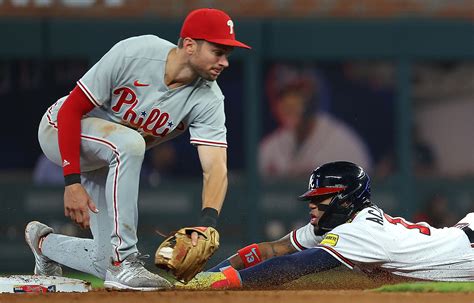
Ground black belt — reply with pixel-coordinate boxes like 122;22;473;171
462;226;474;244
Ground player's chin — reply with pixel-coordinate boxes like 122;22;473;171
209;68;224;79
200;73;219;81
209;71;222;81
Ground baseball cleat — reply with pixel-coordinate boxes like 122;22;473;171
104;253;172;291
25;221;63;276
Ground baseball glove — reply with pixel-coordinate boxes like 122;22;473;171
154;226;220;283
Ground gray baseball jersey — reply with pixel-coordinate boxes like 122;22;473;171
48;35;227;149
290;206;474;281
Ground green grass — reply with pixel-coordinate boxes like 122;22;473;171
374;282;474;293
65;272;104;288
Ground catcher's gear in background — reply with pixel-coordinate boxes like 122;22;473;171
155;227;220;282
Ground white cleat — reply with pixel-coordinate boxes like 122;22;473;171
104;253;172;291
25;221;63;276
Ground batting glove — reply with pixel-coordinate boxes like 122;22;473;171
175;266;242;289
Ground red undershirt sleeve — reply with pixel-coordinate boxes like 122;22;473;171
57;85;96;184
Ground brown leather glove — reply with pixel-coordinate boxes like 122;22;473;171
155;227;220;283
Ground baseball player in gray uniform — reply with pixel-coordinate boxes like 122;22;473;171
25;8;250;291
186;161;474;288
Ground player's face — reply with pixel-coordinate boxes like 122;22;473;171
189;41;233;81
308;197;332;226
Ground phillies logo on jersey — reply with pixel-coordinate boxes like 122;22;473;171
111;87;170;137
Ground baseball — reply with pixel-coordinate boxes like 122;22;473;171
157;247;174;259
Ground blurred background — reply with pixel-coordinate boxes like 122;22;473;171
0;0;473;274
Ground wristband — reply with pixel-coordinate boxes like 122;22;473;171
199;207;219;228
237;243;262;268
64;173;81;186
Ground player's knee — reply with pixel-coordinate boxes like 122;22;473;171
118;133;146;159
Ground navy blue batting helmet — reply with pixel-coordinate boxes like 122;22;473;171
298;161;371;235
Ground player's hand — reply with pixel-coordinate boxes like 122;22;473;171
64;183;98;229
191;231;200;246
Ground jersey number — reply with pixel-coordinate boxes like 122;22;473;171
384;214;431;236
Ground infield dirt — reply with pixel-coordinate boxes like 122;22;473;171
1;289;474;303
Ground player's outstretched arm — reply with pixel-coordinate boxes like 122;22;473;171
155;145;227;282
237;247;342;287
185;246;342;289
207;234;298;272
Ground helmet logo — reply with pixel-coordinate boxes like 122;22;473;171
308;174;315;189
227;20;234;34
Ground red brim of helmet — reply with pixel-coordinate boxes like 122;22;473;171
298;187;346;201
205;38;251;49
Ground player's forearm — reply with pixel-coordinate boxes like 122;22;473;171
57;85;95;185
207;249;257;272
208;235;299;272
201;163;227;212
228;243;272;269
196;145;227;228
200;148;228;213
208;242;280;271
228;253;244;269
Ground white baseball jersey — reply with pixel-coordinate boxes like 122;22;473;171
290;206;474;281
48;35;227;149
